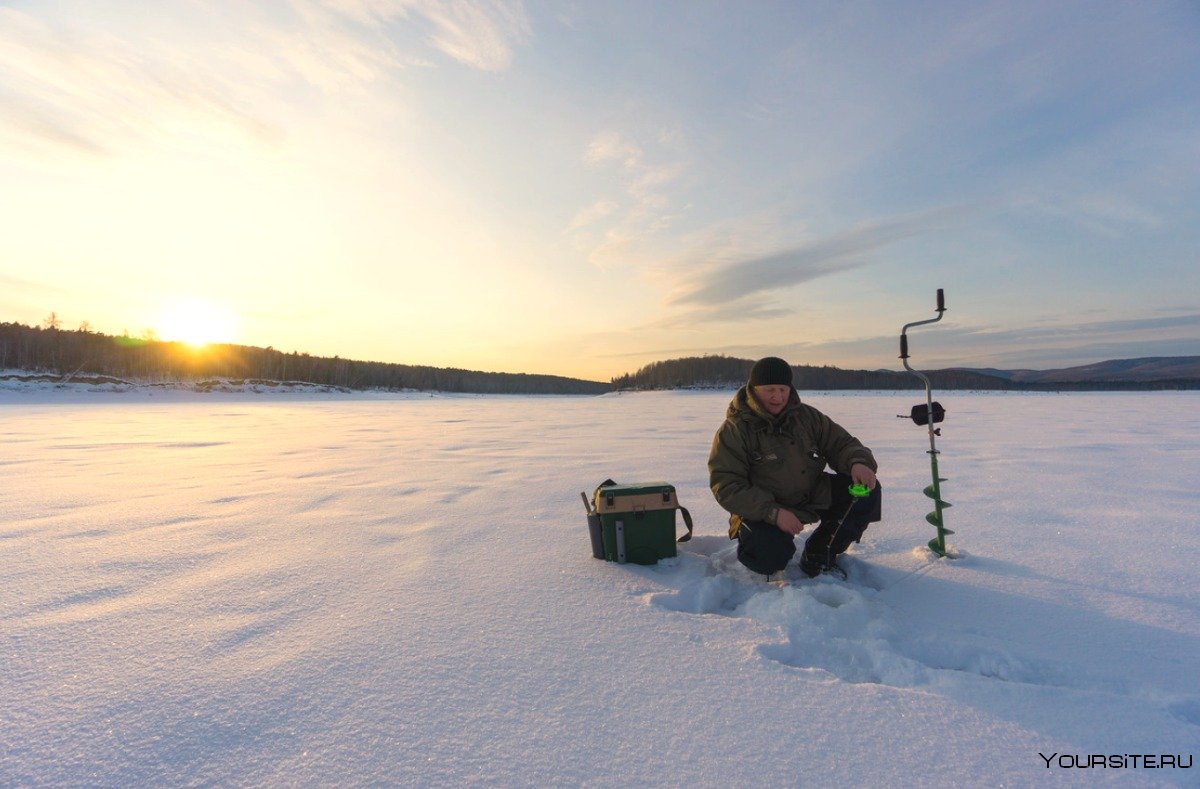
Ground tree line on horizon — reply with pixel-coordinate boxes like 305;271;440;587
608;354;1200;391
0;320;609;395
5;319;1196;395
609;355;1006;391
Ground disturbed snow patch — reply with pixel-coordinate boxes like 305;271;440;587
648;539;1068;690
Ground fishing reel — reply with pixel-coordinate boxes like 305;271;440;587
898;401;945;434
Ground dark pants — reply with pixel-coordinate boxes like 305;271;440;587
736;473;882;576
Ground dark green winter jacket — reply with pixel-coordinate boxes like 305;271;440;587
708;386;877;538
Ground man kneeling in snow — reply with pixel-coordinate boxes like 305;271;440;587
708;357;882;579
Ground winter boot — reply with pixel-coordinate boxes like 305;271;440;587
799;545;847;580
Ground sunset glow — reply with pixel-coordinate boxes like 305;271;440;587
0;2;1197;379
158;300;236;348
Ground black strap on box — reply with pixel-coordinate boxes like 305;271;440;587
676;506;694;543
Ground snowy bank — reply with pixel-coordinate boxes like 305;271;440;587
0;370;517;404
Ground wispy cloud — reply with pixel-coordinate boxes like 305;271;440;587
0;1;529;158
572;125;691;268
792;311;1200;370
0;6;290;157
568;199;619;232
649;302;792;330
592;311;1200;373
0;96;109;156
670;206;973;308
424;1;529;71
584;130;642;168
322;0;531;71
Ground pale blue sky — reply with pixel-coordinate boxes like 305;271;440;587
1;0;1197;379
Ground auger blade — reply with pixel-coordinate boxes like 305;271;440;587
926;512;942;527
924;492;953;509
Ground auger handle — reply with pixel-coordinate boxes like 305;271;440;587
900;288;946;359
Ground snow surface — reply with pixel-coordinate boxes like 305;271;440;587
2;387;1198;786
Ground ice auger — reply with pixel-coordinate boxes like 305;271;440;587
899;288;954;557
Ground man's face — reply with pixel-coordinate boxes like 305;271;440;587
752;384;790;415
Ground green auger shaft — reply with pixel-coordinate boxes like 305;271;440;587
924;446;954;557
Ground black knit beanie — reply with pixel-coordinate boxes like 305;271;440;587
748;357;793;387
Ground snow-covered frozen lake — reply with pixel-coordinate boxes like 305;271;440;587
2;389;1198;786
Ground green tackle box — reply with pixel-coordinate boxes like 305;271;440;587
592;482;691;565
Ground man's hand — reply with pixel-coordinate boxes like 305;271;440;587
851;463;877;490
775;509;806;536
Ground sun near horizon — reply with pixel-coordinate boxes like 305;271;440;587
156;299;237;349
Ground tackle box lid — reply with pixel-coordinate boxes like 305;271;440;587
594;482;678;513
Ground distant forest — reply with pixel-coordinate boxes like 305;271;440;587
0;320;609;395
610;355;1200;391
5;319;1197;395
610;355;1002;391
